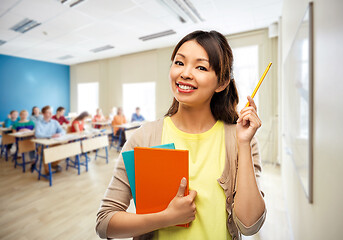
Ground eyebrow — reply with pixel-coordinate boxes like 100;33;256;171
176;53;209;62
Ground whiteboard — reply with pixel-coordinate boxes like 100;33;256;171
283;3;313;203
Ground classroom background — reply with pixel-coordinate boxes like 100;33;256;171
0;0;342;239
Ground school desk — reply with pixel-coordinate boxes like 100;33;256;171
31;131;109;186
0;127;15;161
8;131;35;173
113;122;144;151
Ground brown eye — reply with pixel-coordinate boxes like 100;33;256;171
197;66;208;71
174;61;184;66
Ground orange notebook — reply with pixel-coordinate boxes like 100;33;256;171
134;147;189;227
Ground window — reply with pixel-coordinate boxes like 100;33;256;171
77;82;98;115
232;45;259;111
123;82;156;121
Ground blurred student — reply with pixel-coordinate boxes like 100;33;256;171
34;105;65;173
12;110;35;132
4;110;19;128
131;107;145;122
71;111;89;133
3;110;19;153
52;106;70;125
29;106;42;123
109;107;117;121
92;108;105;129
12;110;35;161
111;107;126;147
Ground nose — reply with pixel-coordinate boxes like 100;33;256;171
180;66;193;80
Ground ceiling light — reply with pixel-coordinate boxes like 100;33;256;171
58;55;74;60
158;0;204;23
56;0;86;7
139;30;176;41
90;45;114;53
10;18;41;33
0;40;6;46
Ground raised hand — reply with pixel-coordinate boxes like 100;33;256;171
236;96;262;145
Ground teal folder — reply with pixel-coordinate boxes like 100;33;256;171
122;143;175;205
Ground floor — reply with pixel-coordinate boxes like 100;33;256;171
0;149;291;240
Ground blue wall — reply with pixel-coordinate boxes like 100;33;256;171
0;54;70;121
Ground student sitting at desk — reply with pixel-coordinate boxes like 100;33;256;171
3;110;19;153
4;110;19;128
34;105;65;173
111;107;127;147
52;106;70;125
12;110;35;132
131;107;145;122
92;108;105;129
12;110;35;162
29;106;42;123
71;111;89;133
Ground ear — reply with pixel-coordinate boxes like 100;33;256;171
215;80;230;93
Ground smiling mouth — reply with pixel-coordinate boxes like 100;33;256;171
176;82;197;90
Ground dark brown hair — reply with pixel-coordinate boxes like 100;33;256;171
31;106;39;115
75;111;89;121
56;106;65;113
41;105;51;114
165;30;239;124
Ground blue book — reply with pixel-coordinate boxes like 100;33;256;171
122;143;175;205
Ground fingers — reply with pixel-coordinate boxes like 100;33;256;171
188;190;197;200
176;177;187;197
247;96;257;111
237;109;262;127
238;111;262;127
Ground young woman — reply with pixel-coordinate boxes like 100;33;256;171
92;108;105;129
96;31;266;240
71;111;89;133
111;107;127;147
29;106;42;123
12;110;35;161
12;110;35;132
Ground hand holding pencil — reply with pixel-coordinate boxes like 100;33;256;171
236;62;272;144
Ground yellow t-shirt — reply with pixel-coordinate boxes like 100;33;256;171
154;117;231;240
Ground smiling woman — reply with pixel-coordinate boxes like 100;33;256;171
96;30;266;240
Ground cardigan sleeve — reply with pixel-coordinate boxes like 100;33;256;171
232;136;267;236
95;122;155;239
95;139;136;239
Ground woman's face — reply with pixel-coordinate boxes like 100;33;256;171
169;40;221;108
33;107;40;116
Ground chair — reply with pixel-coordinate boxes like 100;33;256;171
14;139;35;172
81;135;109;164
109;127;120;150
1;133;15;161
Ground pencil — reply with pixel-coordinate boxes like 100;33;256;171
245;62;272;107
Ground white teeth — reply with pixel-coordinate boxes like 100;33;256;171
178;84;195;90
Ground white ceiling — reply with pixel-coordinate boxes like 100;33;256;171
0;0;283;65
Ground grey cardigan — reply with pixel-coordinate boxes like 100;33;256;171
96;119;266;240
